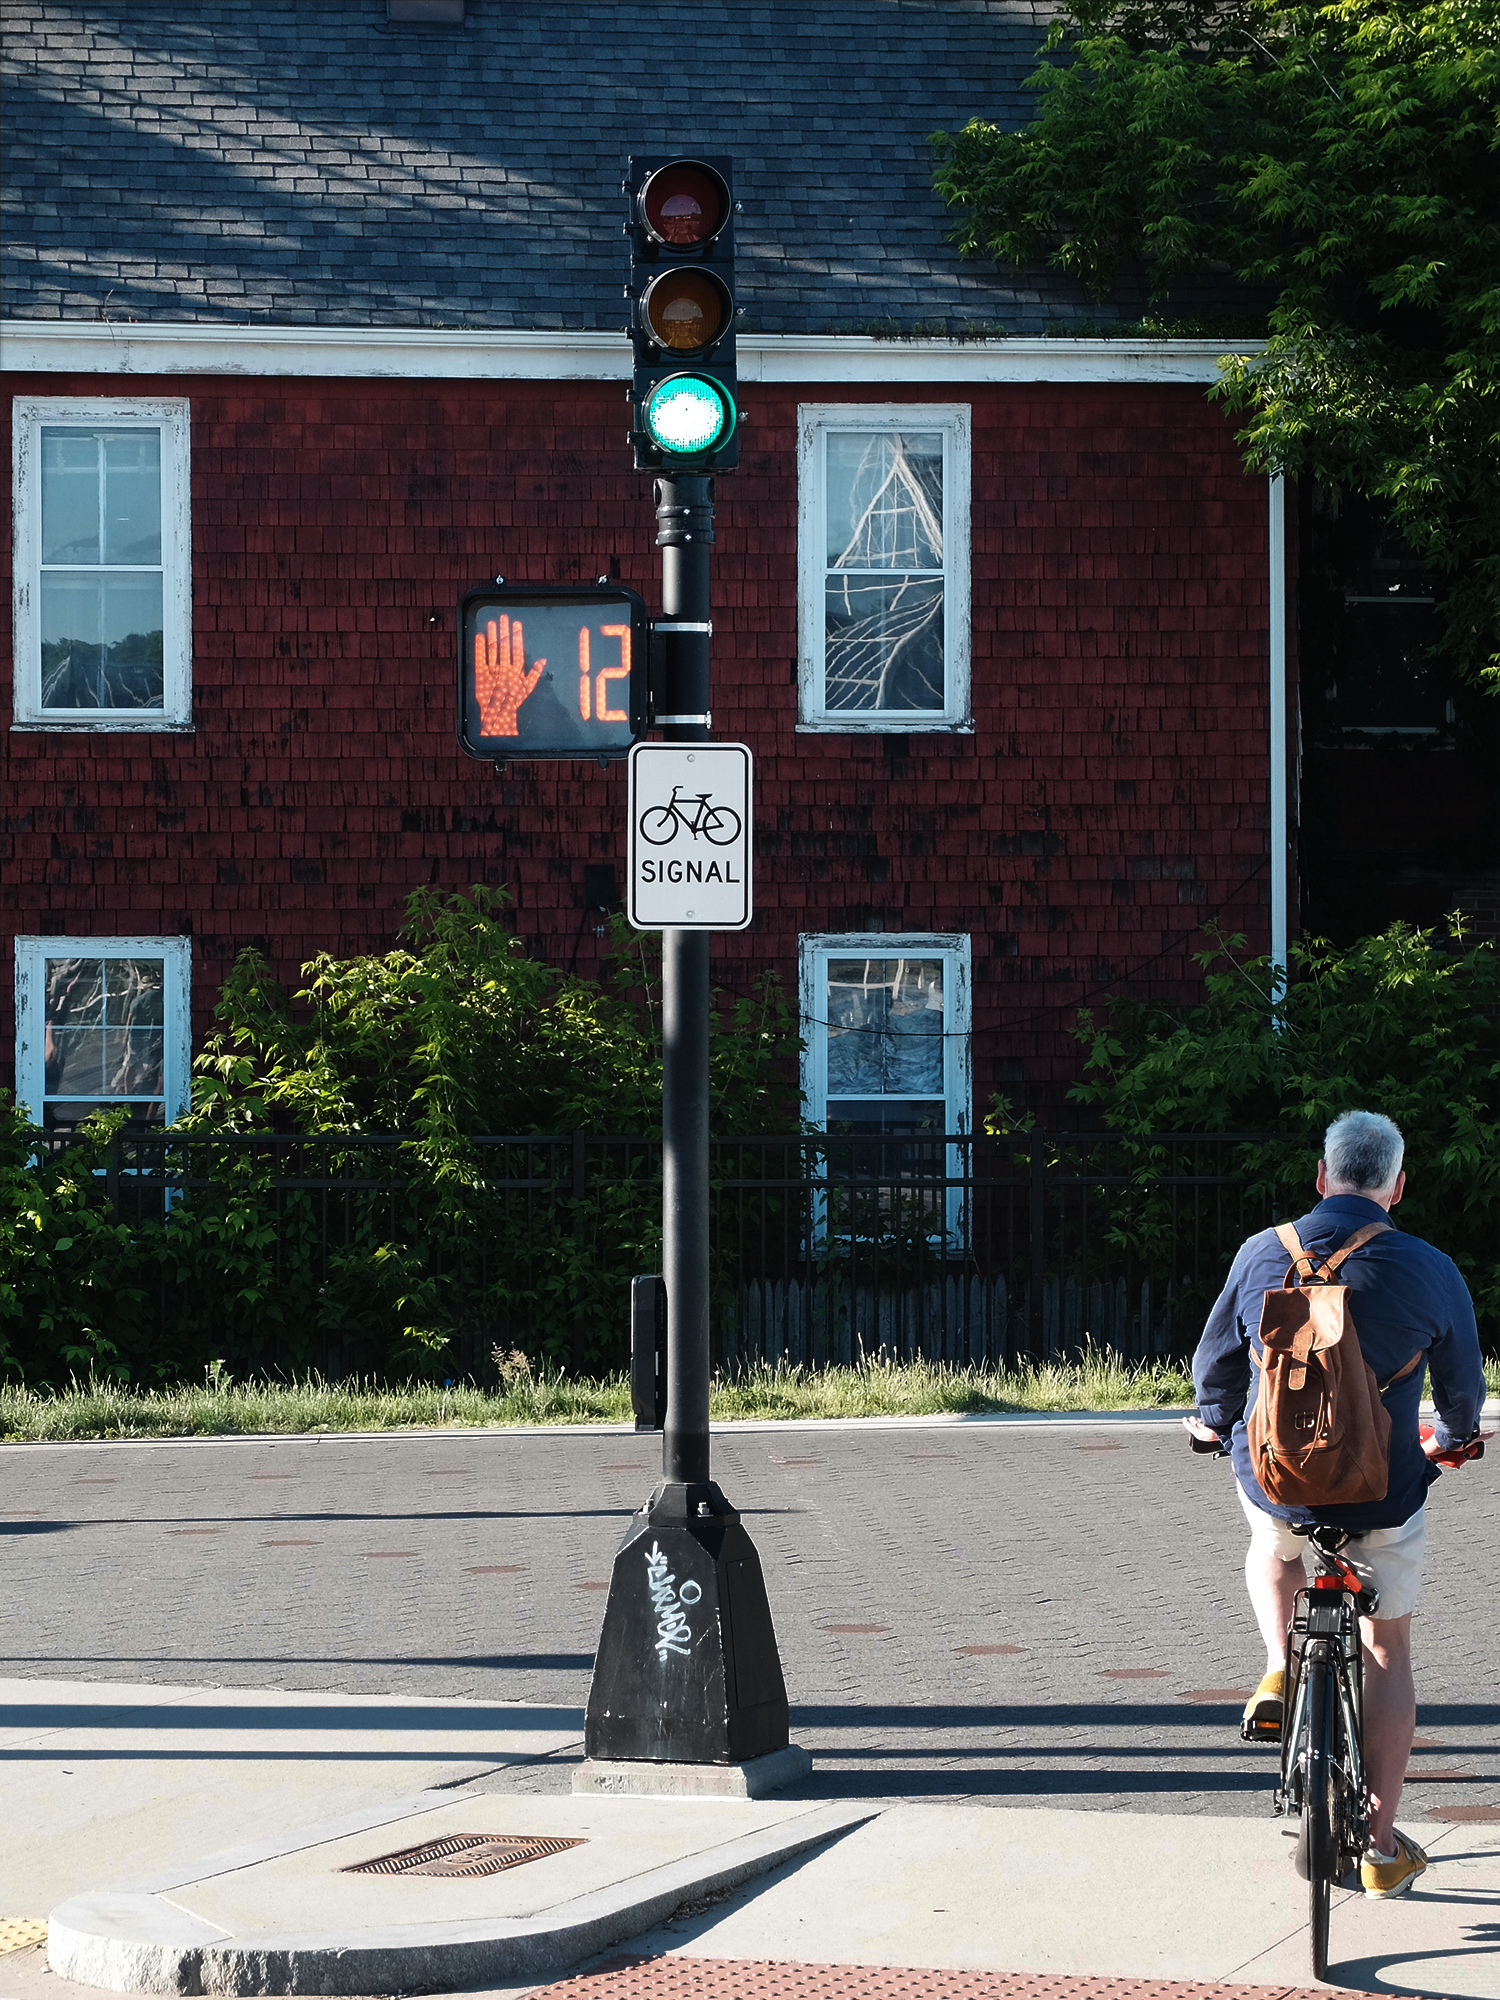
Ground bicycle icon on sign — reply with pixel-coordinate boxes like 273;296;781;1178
638;785;742;848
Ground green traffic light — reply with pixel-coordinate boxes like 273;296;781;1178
644;374;734;457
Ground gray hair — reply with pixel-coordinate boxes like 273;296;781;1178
1324;1110;1405;1195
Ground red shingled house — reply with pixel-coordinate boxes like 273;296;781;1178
2;1;1290;1143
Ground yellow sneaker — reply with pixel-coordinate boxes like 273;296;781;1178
1240;1668;1284;1743
1361;1830;1428;1898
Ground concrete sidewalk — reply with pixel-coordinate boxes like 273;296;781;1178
33;1792;1500;1998
620;1801;1500;1997
0;1677;584;1921
4;1680;1496;2000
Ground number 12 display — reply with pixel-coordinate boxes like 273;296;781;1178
457;586;649;761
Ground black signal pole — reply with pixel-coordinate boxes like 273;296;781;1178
578;151;801;1796
579;474;804;1790
656;473;714;1488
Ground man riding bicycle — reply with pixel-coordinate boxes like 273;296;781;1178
1190;1110;1486;1899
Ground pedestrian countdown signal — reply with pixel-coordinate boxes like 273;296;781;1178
457;586;648;761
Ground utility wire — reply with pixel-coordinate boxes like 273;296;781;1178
983;856;1271;1033
680;856;1273;1039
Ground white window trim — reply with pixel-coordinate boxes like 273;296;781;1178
13;935;193;1127
797;402;971;733
11;396;193;731
798;932;972;1136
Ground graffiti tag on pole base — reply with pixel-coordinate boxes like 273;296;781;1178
646;1539;703;1661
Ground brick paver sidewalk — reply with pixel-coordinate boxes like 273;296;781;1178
544;1957;1426;2000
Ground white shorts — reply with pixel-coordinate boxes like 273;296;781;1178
1236;1480;1426;1620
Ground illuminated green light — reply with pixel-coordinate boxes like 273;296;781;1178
644;374;733;456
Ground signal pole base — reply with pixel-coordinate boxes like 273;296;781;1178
582;1480;793;1768
572;1744;811;1799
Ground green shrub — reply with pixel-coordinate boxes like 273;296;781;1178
186;885;798;1140
1;888;802;1389
1053;921;1500;1338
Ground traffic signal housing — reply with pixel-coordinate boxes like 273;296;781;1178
626;156;738;473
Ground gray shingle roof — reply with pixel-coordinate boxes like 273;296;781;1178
1;0;1125;333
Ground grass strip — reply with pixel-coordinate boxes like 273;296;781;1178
4;1352;1494;1444
1;1351;1195;1442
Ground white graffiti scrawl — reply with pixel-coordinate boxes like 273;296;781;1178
645;1539;703;1661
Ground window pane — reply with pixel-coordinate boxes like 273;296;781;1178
40;427;162;568
826;956;945;1096
104;958;166;1027
46;957;107;1026
826;432;943;571
43;956;167;1118
46;1026;106;1098
40;573;165;709
824;1099;948;1186
102;430;162;565
41;429;102;564
43;1099;165;1131
1339;604;1447;730
105;1026;165;1096
825;576;943;712
825;1098;946;1135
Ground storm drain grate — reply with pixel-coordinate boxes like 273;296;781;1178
343;1833;585;1878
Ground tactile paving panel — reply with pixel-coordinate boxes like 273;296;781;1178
0;1917;49;1954
538;1955;1434;2000
342;1832;585;1877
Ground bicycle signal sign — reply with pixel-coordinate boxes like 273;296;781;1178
628;743;752;931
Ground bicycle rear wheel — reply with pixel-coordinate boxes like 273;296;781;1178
702;805;741;846
1304;1647;1336;1980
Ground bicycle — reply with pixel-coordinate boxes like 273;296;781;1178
1189;1420;1485;1981
1276;1519;1374;1980
638;784;742;847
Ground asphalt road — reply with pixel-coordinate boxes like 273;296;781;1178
3;1418;1497;1820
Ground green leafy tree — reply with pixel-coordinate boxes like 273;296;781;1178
1060;922;1500;1334
932;0;1500;688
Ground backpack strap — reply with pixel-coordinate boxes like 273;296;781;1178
1265;1221;1421;1395
1318;1220;1393;1275
1275;1218;1391;1285
1379;1349;1424;1395
1274;1221;1318;1283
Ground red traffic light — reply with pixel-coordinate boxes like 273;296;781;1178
639;160;730;248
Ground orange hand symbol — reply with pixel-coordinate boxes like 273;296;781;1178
474;615;546;737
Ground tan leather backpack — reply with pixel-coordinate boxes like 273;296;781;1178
1248;1220;1421;1508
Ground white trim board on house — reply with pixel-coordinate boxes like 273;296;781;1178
0;323;1261;385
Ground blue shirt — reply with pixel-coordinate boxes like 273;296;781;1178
1193;1193;1486;1530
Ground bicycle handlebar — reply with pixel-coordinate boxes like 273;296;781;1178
1183;1415;1488;1470
1181;1415;1229;1456
1188;1431;1230;1457
1420;1423;1488;1469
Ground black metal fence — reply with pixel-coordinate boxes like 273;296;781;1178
38;1127;1275;1377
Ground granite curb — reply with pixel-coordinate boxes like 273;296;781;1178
5;1400;1493;1454
46;1797;875;1996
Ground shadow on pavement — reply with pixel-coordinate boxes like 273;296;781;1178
792;1701;1500;1730
0;1653;595;1671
